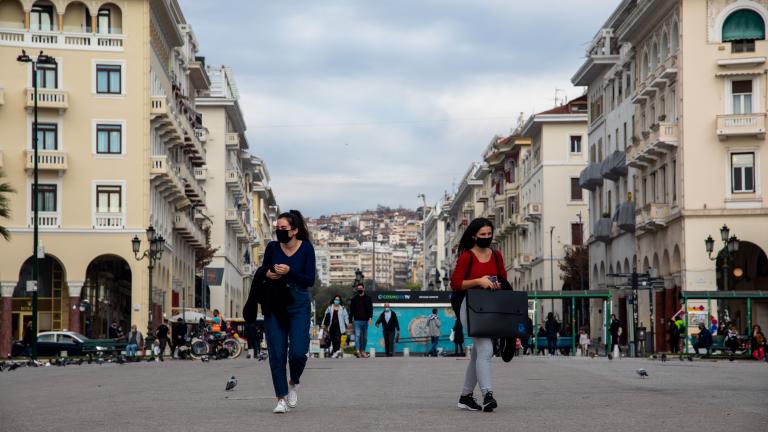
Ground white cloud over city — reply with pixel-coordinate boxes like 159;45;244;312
179;0;619;216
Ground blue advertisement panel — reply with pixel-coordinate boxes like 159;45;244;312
368;304;472;355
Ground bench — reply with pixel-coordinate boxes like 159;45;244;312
535;336;574;353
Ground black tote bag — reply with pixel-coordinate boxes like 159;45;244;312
465;290;529;338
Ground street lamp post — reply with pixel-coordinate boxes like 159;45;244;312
705;224;740;291
17;50;57;360
132;226;165;349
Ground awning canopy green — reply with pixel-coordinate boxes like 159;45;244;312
722;9;765;41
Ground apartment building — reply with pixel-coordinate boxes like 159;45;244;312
441;163;483;287
245;155;277;267
422;203;447;289
0;0;210;355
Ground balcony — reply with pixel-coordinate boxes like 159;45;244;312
225;169;245;198
225;133;240;149
175;162;205;205
503;181;520;196
93;212;124;229
0;28;125;51
653;121;679;151
26;88;68;110
462;202;474;213
524;203;542;221
25;150;67;173
242;264;253;275
476;190;489;203
717;113;766;140
188;60;211;90
30;211;59;228
173;212;207;248
637;203;670;233
194;127;209;143
150;156;190;207
579;162;604;191
193;166;208;181
225;208;247;236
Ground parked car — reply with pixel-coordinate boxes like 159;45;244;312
11;331;120;358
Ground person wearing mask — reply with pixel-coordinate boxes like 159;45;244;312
125;325;144;360
545;313;560;356
609;314;622;356
259;210;316;413
450;217;506;412
375;302;400;357
350;282;373;358
426;309;442;357
452;320;465;356
323;295;349;359
155;319;171;361
693;323;713;356
724;323;740;354
172;318;187;358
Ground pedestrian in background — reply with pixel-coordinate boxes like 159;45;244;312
350;282;373;358
258;210;316;413
375;302;400;357
22;320;33;357
125;325;143;360
545;312;559;356
668;319;680;353
155;319;170;361
609;314;622;356
751;325;766;361
323;295;349;359
520;315;533;355
426;308;441;357
172;318;187;358
579;327;590;356
536;326;547;355
452;320;465;356
450;217;506;412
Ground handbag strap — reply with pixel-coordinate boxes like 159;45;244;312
462;251;474;280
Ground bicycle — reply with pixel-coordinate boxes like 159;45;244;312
189;332;243;360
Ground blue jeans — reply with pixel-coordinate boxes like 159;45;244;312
354;320;369;352
264;285;311;398
430;336;439;355
126;343;138;357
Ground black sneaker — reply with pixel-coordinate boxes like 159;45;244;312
500;337;515;362
457;393;482;411
482;392;498;412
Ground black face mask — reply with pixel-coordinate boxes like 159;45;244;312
276;229;293;244
475;237;493;249
357;289;364;295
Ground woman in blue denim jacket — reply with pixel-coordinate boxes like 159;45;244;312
261;210;315;414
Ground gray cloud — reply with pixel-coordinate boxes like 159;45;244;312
179;0;619;216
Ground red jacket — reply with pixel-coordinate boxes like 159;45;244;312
450;250;507;290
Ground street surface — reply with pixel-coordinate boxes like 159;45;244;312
1;355;766;432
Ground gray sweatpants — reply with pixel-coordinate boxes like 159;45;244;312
460;298;493;396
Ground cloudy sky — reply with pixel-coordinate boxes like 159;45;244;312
179;0;619;217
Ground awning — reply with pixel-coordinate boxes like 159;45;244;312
616;201;636;233
600;150;628;181
594;217;613;243
578;162;604;191
722;9;765;42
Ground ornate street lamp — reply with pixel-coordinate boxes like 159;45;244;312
17;50;57;360
705;225;739;291
132;226;165;349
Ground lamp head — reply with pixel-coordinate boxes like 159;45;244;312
727;235;739;253
16;49;31;63
146;225;156;242
131;235;141;254
720;224;730;243
704;235;714;255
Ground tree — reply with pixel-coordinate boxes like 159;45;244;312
403;282;422;291
559;245;589;290
0;170;15;241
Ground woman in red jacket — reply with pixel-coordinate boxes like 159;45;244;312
450;217;507;413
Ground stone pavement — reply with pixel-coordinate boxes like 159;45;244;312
1;355;766;432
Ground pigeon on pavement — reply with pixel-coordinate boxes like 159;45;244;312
225;376;237;391
660;353;667;363
636;368;648;379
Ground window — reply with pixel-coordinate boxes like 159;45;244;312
732;80;753;114
723;9;765;52
84;9;93;32
33;123;57;150
97;8;111;34
672;159;677;203
32;184;57;212
623;122;628;149
96;185;122;213
30;5;54;31
96;124;122;154
570;135;582;153
731;153;755;193
570;178;582;201
34;63;57;89
571;223;583;246
650;172;657;202
660;166;667;203
96;65;121;94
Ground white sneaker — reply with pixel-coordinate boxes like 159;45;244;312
287;384;299;408
273;399;289;414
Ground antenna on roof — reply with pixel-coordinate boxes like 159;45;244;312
553;88;564;107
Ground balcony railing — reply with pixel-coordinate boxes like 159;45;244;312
26;88;68;110
150;156;190;206
173;211;206;248
93;212;124;229
225;208;247;235
194;127;209;143
717;113;766;140
637;202;670;232
30;211;59;228
193;166;208;180
225;133;240;149
225;169;245;198
25;149;67;172
0;28;126;52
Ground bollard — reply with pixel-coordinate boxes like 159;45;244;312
403;348;410;357
369;347;376;358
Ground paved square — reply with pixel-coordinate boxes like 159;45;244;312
1;355;766;432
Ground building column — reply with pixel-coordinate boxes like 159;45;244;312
57;13;63;32
1;282;15;358
67;281;84;334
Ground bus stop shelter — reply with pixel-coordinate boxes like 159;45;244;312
681;290;768;356
529;290;613;356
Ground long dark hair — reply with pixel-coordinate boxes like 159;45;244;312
278;209;310;241
457;217;494;255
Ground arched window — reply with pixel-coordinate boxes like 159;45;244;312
651;42;659;71
642;51;650;78
661;32;669;60
671;21;679;52
723;9;765;53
